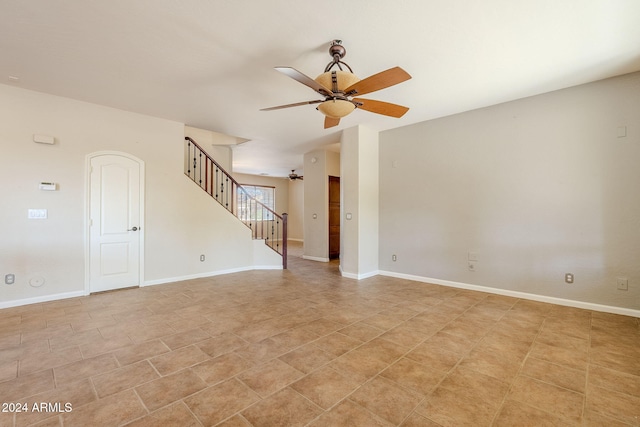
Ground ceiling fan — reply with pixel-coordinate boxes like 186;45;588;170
261;40;412;129
288;170;303;180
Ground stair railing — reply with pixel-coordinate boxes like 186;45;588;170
184;137;287;269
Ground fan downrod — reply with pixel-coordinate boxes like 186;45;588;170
325;40;353;73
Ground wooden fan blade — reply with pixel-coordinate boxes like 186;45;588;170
260;100;323;111
324;116;340;129
344;66;411;96
275;67;334;96
352;98;409;118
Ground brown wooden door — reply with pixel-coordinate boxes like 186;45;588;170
328;176;340;260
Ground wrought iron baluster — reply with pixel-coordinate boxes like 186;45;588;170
184;137;288;267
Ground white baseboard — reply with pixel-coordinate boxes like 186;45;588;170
287;238;303;242
0;291;87;309
340;269;378;280
142;265;282;287
302;255;329;262
378;270;640;318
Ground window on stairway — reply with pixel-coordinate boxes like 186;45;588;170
237;184;275;221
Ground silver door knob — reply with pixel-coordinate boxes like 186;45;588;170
128;226;138;231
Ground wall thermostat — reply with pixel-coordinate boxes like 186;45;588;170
39;182;57;191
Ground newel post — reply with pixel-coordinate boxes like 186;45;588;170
282;213;288;269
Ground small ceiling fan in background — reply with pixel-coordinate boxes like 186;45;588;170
261;40;412;129
288;170;303;180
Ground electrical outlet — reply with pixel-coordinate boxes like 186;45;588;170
617;277;628;291
5;274;15;285
392;254;397;262
200;254;205;262
565;273;574;284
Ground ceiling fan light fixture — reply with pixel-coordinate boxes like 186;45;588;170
314;71;359;92
317;99;355;118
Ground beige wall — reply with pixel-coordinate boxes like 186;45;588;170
303;150;340;261
340;125;379;278
0;84;277;308
287;179;304;241
379;72;640;310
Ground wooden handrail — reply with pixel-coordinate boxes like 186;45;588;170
184;136;287;268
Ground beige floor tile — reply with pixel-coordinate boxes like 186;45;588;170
13;379;95;427
356;337;409;364
379;324;429;348
529;341;588;371
312;332;362;357
588;364;640;397
20;324;74;344
291;365;359;409
589;345;640;377
268;326;321;351
494;399;571;426
521;357;586;393
148;345;209;376
0;333;21;352
457;347;523;382
308;399;393;427
0;360;17;382
184;378;260;426
0;369;55;402
238;358;304;397
586;385;640;426
338;322;384;342
127;323;176;343
509;375;584;423
122;402;201;427
159;327;210;350
79;334;133;359
582;408;634;427
191;352;254;385
242;387;323;426
233;337;287;364
278;344;335;374
135;368;207;412
404;342;461;373
48;328;104;351
361;313;405;330
215;414;253;426
400;412;442;427
350;376;423;425
536;329;590;352
380;357;446;396
541;316;591;340
418;331;476;356
416;386;499;426
196;332;248;358
1;251;638;426
438;366;510;409
18;347;83;376
61;389;146;427
92;360;159;398
113;339;170;366
53;353;119;385
474;329;533;358
328;347;389;384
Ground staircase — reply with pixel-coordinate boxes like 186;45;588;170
184;137;287;268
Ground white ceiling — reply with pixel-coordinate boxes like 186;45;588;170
2;1;639;177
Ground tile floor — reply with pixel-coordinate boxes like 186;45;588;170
0;242;639;426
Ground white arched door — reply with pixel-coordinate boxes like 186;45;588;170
88;153;144;293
